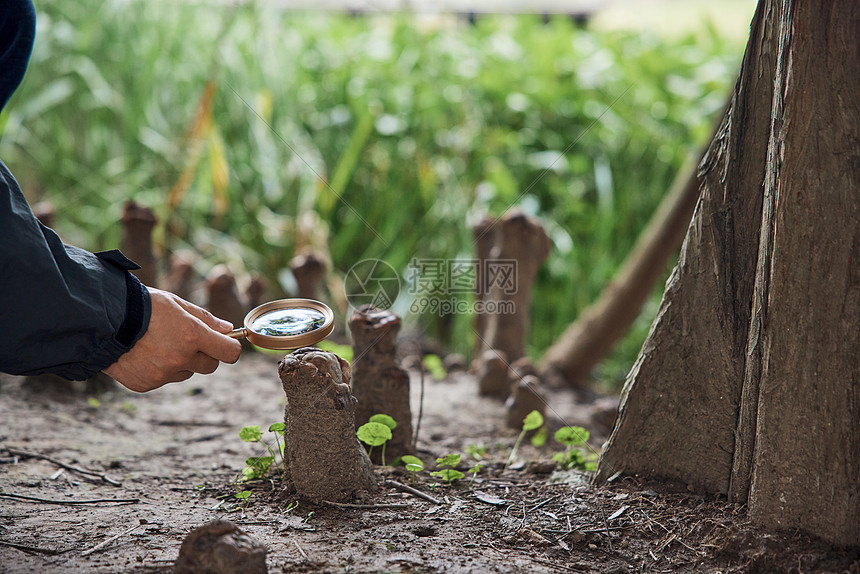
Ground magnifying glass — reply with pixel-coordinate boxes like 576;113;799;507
228;299;335;350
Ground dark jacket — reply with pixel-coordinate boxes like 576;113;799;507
0;0;151;380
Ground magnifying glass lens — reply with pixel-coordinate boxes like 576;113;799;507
250;307;326;337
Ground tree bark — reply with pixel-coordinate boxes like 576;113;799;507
596;0;860;546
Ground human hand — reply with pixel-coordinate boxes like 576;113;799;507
103;288;242;392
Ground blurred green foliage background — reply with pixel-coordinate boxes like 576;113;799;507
0;1;747;385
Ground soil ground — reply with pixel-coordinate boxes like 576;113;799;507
1;352;857;573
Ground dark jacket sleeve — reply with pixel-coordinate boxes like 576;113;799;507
0;161;152;380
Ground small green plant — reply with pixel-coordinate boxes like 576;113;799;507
234;490;253;512
466;463;484;487
87;397;101;409
505;410;544;470
430;453;465;483
530;426;548;448
465;444;488;461
238;423;287;481
552;426;597;471
357;416;394;465
400;455;424;483
422;354;446;379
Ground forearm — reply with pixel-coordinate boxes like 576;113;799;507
0;161;151;380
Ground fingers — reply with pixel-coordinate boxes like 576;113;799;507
186;352;220;376
157;289;242;363
173;295;234;334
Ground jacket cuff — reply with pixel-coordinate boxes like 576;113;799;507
95;249;151;351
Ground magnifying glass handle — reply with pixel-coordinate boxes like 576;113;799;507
228;327;248;340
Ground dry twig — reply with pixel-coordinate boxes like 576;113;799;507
3;447;121;486
385;479;442;505
81;520;147;556
322;500;408;510
0;493;138;505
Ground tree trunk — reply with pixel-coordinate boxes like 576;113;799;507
596;0;860;546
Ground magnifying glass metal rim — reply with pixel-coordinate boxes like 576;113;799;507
228;298;335;350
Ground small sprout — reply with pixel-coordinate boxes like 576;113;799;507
506;410;544;470
87;397;101;409
239;425;263;442
431;453;464;484
555;426;589;446
422;354;446;379
467;463;484;486
435;453;461;468
523;410;544;431
235;490;252;501
466;444;488;461
430;468;465;482
530;426;548;448
401;455;424;483
552;426;596;471
237;423;288;481
357;421;393;465
241;455;274;481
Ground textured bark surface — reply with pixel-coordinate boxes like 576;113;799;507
290;251;326;300
597;0;860;546
505;375;545;430
475;348;509;399
162;251;197;302
206;264;248;328
478;211;550;363
348;306;413;462
471;216;497;359
278;349;377;502
120;200;157;287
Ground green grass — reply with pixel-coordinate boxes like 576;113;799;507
0;1;745;386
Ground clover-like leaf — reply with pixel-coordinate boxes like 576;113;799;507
430;468;465;482
435;453;461;468
357;421;392;447
401;455;424;473
555;426;590;446
522;410;544;432
369;414;397;430
268;422;285;435
239;425;262;442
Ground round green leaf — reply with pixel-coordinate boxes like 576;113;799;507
235;491;252;500
523;410;544;431
554;426;589;446
239;425;262;442
530;426;548;447
401;455;424;472
357;422;392;447
268;422;286;434
435;453;461;468
430;468;465;482
369;414;397;430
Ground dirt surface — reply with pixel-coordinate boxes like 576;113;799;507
1;352;857;573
